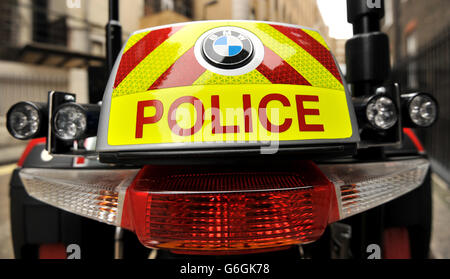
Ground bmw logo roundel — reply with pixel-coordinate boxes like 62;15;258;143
194;26;265;76
202;29;254;69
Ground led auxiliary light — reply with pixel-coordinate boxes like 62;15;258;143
53;103;100;141
366;96;398;130
408;94;438;127
7;102;46;140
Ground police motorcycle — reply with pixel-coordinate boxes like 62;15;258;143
6;0;438;259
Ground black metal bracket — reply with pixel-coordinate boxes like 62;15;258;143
346;0;391;97
46;91;99;157
106;0;122;73
46;91;76;155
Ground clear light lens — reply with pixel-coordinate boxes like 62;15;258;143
409;95;437;127
54;105;87;140
366;96;398;130
319;158;429;220
8;103;40;139
19;168;139;225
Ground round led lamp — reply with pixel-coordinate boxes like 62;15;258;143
7;102;45;140
53;103;100;141
408;94;438;127
366;96;398;130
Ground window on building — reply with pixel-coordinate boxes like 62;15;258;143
250;7;256;20
384;0;393;27
406;32;418;56
0;0;16;45
90;37;104;57
32;0;50;43
406;32;418;88
32;0;67;46
161;0;174;10
144;0;192;18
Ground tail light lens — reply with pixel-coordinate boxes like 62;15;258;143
318;158;429;219
19;168;139;225
120;161;336;254
19;158;429;255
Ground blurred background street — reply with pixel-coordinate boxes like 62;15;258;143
0;0;449;258
0;164;15;258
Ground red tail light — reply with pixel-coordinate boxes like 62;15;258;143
120;161;338;255
20;156;429;255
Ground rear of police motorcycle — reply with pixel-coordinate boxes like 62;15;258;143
7;0;438;259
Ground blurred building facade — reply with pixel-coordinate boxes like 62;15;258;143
139;0;345;64
249;0;332;48
0;0;144;112
248;0;346;66
0;0;343;115
383;0;450;65
0;0;143;159
0;0;343;161
383;0;450;183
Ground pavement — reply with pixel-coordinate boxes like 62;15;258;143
0;163;448;259
0;163;15;259
0;145;26;165
430;174;450;259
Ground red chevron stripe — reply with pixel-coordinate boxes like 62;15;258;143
270;25;343;84
114;26;183;88
149;47;206;90
257;46;311;86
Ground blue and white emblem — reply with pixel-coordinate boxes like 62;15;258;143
201;28;254;69
213;35;244;57
194;26;265;76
